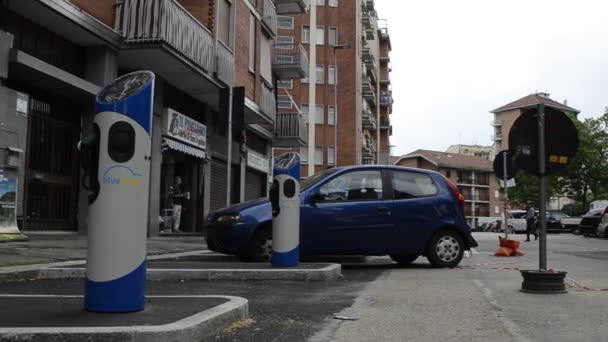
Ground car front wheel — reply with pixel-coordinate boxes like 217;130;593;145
427;230;465;268
247;227;272;262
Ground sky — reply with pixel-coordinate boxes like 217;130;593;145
374;0;608;156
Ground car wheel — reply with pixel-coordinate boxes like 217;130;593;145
248;227;272;262
595;225;607;238
427;230;465;268
390;254;418;265
571;226;581;235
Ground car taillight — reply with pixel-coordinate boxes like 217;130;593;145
442;176;465;205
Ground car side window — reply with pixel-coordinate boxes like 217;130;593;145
319;170;383;201
391;171;438;199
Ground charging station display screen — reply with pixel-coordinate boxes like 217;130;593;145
97;71;154;103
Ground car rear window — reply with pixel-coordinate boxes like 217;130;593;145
391;171;438;199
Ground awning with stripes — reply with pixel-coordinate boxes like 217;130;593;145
162;138;206;159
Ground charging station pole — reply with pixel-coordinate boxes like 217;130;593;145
269;153;300;267
84;71;154;312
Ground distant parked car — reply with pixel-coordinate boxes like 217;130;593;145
506;210;528;233
206;165;478;268
578;208;607;237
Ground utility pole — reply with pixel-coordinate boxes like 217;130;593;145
307;2;317;177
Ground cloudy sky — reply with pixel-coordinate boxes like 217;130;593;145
374;0;608;156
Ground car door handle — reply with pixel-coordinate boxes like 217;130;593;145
377;206;391;215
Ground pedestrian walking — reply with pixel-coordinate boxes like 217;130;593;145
525;201;538;242
169;176;190;233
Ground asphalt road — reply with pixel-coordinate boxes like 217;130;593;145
0;232;606;342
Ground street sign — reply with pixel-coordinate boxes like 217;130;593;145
493;150;517;181
508;106;579;176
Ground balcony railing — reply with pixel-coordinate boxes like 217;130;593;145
262;0;278;36
380;116;390;129
275;0;309;14
362;106;377;131
379;150;390;165
115;0;215;72
465;195;490;202
273;44;309;79
492;134;503;141
380;93;392;107
261;85;277;122
216;42;235;86
362;11;378;30
491;119;502;127
274;113;307;146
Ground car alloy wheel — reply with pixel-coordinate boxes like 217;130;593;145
249;227;272;262
427;230;465;268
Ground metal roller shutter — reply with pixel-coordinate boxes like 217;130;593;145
210;160;228;211
245;169;266;201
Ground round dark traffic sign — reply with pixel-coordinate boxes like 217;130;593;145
508;106;579;176
493;150;517;181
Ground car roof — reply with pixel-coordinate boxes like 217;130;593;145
335;165;442;176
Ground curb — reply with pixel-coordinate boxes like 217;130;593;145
0;295;248;342
39;263;342;281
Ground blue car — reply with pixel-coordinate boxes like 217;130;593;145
205;165;478;268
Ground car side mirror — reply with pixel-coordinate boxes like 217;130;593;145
311;192;327;202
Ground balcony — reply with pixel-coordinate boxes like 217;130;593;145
492;133;503;141
362;45;375;64
114;0;230;106
362;0;375;13
274;113;307;146
491;119;502;127
362;104;377;131
262;0;278;36
380;116;390;129
465;195;490;202
275;0;308;14
380;92;393;107
273;44;309;80
362;76;377;107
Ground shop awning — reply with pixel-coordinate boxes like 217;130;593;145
162;138;206;159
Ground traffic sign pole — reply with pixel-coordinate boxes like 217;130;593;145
537;103;547;271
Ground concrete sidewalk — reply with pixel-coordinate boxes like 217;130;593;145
0;231;206;268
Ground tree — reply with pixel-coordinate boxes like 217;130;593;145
504;173;560;209
558;111;608;211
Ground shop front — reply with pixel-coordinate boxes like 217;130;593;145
245;151;270;201
160;108;207;234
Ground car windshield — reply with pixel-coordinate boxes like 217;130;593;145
300;168;341;191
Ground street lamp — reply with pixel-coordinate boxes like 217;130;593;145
332;44;351;167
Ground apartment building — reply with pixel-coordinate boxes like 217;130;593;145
446;144;493;160
273;0;393;176
395;150;502;227
0;0;307;235
490;92;580;156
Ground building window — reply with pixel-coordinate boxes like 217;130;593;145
316;65;324;84
316;26;325;45
328;146;335;165
277;35;294;46
248;13;256;72
328;65;336;84
277;16;294;29
278;80;293;89
328;0;338;7
316;0;325;5
300;147;308;164
328;27;338;46
218;0;233;48
328;105;336;125
302;26;310;43
315;146;323;165
277;95;292;108
315;105;324;124
446;169;451;178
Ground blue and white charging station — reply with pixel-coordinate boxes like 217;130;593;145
81;71;154;312
269;153;300;267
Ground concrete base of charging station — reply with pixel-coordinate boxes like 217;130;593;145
39;262;342;281
0;295;248;342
